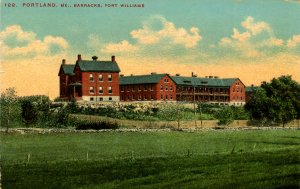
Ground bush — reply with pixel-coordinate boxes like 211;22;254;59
21;99;38;124
215;107;234;126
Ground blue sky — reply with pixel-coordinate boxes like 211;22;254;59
1;0;300;97
2;0;300;52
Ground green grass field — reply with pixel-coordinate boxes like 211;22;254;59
1;130;300;189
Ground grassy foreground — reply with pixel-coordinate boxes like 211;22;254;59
1;130;300;189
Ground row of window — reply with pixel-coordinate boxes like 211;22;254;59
90;97;113;101
233;88;243;93
121;85;174;92
121;94;174;101
233;96;243;100
178;87;229;93
89;86;112;94
89;74;113;82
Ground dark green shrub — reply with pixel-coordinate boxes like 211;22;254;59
21;99;38;124
75;121;119;130
215;107;234;126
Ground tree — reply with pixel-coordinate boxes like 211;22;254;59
215;106;234;126
21;99;38;124
0;88;20;132
245;75;300;127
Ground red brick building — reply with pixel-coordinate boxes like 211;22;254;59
58;55;121;102
119;73;246;105
171;75;246;106
119;74;177;101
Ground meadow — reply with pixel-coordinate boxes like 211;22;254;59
1;129;300;189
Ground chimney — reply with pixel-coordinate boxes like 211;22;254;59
120;74;124;77
77;54;82;61
192;72;194;77
130;74;134;76
175;73;180;76
62;59;66;64
111;55;115;62
92;56;98;61
151;72;157;75
209;76;213;78
214;76;219;79
192;74;197;77
205;76;208;78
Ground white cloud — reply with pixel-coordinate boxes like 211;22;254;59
217;16;297;58
102;15;202;54
130;15;201;48
231;28;251;42
0;25;69;58
287;35;300;48
102;40;138;53
241;16;271;35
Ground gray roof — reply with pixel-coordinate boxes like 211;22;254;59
170;76;238;87
120;74;167;85
61;65;75;76
77;61;120;72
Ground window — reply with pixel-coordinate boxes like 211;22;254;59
108;87;112;94
109;97;112;101
241;89;243;93
127;96;130;100
150;95;153;100
165;85;168;91
138;95;141;100
170;95;173;100
121;86;124;92
233;88;235;92
161;94;163;100
150;85;153;91
126;86;130;92
170;85;173;91
241;97;243;100
108;74;112;82
89;87;94;94
160;85;163;91
132;86;135;92
90;97;94;101
144;85;148;91
144;95;147;100
166;95;168;100
89;74;94;82
99;74;103;82
237;88;239;92
132;95;135;100
99;97;103;101
138;85;141;91
99;87;103;94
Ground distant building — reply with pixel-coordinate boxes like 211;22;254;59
119;73;246;106
119;73;177;101
58;55;121;102
245;85;261;102
170;75;246;106
58;56;246;105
